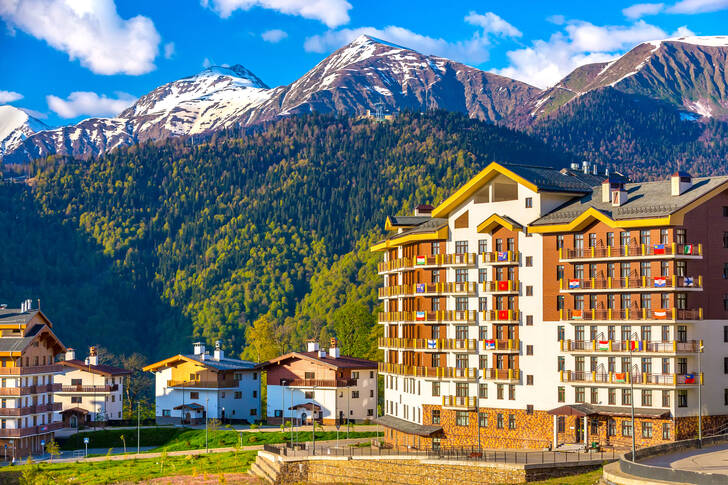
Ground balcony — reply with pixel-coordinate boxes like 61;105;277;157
0;365;64;376
288;379;357;388
559;243;703;262
377;362;477;381
481;368;520;382
560;370;702;386
442;395;477;410
378;311;477;325
560;339;702;354
481;310;520;323
377;253;477;274
59;384;119;393
480;339;520;352
0;384;61;396
481;251;520;265
0;421;63;438
167;380;228;389
378;338;478;352
560;308;702;323
559;276;702;293
378;282;476;299
482;280;519;294
0;403;61;417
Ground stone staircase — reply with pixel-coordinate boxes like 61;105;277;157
249;450;282;484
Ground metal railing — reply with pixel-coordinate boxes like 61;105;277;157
560;308;702;321
481;310;520;322
482;280;519;293
288;379;357;388
561;243;702;260
561;339;702;353
59;384;119;393
377;363;477;380
560;276;702;291
378;253;476;273
561;370;703;386
378;338;477;352
378;282;476;298
378;311;477;324
481;251;520;264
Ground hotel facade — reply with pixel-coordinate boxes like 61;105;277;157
373;162;728;451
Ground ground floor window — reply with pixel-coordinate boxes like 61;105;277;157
478;412;488;428
455;411;469;426
162;410;171;417
558;416;565;433
622;421;633;437
607;419;616;437
432;437;441;450
508;414;516;429
642;422;653;438
662;423;671;440
432;409;440;425
274;410;283;417
497;413;504;429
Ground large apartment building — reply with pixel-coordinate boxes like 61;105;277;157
373;162;728;451
0;301;65;459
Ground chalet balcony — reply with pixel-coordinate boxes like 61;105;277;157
0;402;61;417
560;308;702;322
0;421;63;438
481;251;520;265
58;384;119;393
0;384;61;396
378;337;478;352
482;280;519;294
377;362;477;381
480;339;520;352
559;243;702;262
560;370;702;386
481;310;520;323
0;365;64;376
377;253;476;274
378;310;477;325
378;282;476;299
559;276;702;292
442;395;477;410
560;339;702;354
287;379;357;388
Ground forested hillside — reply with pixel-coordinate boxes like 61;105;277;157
0;112;574;361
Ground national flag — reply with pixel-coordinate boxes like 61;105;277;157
654;277;666;288
497;251;508;262
614;372;626;383
653;309;668;320
568;279;581;289
415;255;427;265
597;340;610;351
497;280;509;291
415;311;426;321
427;339;437;349
497;310;509;321
683;244;694;255
484;339;496;350
653;244;665;255
630;341;643;351
416;283;426;293
572;309;583;320
684;373;696;384
684;276;694;287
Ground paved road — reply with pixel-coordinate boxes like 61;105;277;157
641;442;728;475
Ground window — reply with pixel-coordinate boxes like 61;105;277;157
678;390;688;407
526;404;534;415
640;261;651;277
725;388;728;406
558;416;565;433
526;286;533;296
557;326;565;341
71;379;82;386
723;232;728;248
525;197;533;208
479;354;488;370
642;422;653;438
608;357;616;373
557;356;565;372
622;421;633;437
526;315;533;326
479;268;488;283
724;206;728;217
497;413;504;429
432;297;440;312
661;262;669;277
675;229;686;245
557;295;565;311
607;263;615;278
508;414;516;429
71;396;82;404
478;239;488;254
352;371;360;379
725;325;728;343
620;263;631;278
479;383;488;398
574;264;584;280
432;409;440;424
640;230;651;246
478;412;488;427
526;375;534;385
662;423;671;440
432;270;441;283
662;390;671;407
574;234;584;250
575;387;585;403
525;256;533;267
305;372;315;380
606;232;615;247
557;386;565;403
725;357;728;374
352;391;360;399
455;325;468;340
455;269;468;283
676;293;687;310
250;408;257;416
305;391;314;399
455;411;469;426
253;373;258;380
507;238;515;252
526;345;533;356
367;409;374;416
455;354;468;369
677;326;687;343
190;392;199;399
556;235;564;250
432;242;441;255
556;265;564;280
456;297;468;311
676;261;686;277
497;384;504;399
590;388;598;404
642;389;652;407
589;233;597;248
608;419;616;437
455;241;468;254
660;229;669;244
622;389;632;406
432;381;440;397
508;385;515;400
621;231;631;247
608;388;616;405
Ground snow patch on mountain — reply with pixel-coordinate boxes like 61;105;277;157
0;105;49;155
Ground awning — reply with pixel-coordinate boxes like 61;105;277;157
61;407;89;415
375;415;442;437
174;403;205;411
289;402;322;411
548;404;670;419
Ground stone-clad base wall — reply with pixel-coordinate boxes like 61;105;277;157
675;414;728;440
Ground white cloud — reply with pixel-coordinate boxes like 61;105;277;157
202;58;214;68
623;3;665;18
261;29;288;43
493;20;678;89
0;0;160;75
164;42;175;59
668;0;728;13
547;14;566;25
46;91;137;118
464;12;521;38
0;90;23;103
201;0;351;27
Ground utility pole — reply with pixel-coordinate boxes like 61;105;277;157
312;386;316;456
137;403;140;454
205;396;209;453
477;367;481;453
347;387;350;440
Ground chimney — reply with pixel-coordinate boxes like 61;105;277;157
329;338;340;359
671;171;692;196
307;340;319;352
193;342;206;356
612;188;628;207
601;179;611;203
414;204;434;216
214;340;224;361
582;161;589;174
87;346;98;366
318;350;327;358
65;348;76;361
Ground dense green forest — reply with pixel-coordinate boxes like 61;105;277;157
0;112;574;362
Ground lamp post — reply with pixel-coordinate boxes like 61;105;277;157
628;332;638;462
477;367;481;453
698;342;704;444
137;403;140;454
205;396;209;453
312;385;316;456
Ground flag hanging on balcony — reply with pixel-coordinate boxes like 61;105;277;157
416;283;426;293
427;339;437;349
598;340;609;351
497;280;509;291
653;309;668;319
629;341;643;351
572;309;583;319
614;372;626;383
497;310;509;320
484;339;496;350
654;277;666;288
568;279;580;289
653;244;665;255
684;276;694;287
497;251;508;262
683;244;694;255
415;311;426;321
684;373;696;384
415;255;427;265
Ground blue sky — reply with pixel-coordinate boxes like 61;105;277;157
2;0;728;126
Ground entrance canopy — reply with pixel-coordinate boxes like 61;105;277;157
548;403;670;419
174;403;204;411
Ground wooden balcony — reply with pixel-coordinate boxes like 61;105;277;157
559;243;702;262
378;310;477;325
0;365;64;376
167;380;231;389
377;362;477;381
482;280;519;294
378;282;476;299
378;337;478;352
560;370;702;386
0;421;63;438
481;368;520;382
287;379;357;388
560;339;702;354
481;310;520;323
0;403;61;417
480;339;520;352
377;253;476;273
559;276;702;292
0;384;61;396
481;251;520;265
59;384;119;393
560;308;702;322
442;395;477;410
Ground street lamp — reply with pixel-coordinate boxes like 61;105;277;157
476;366;481;453
205;396;209;453
698;342;704;444
628;332;639;462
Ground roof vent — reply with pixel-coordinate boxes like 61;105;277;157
329;338;340;359
214;340;224;361
65;348;76;361
88;346;98;366
671;171;692;196
307;340;319;352
570;162;580;170
414;204;433;216
612;188;628;207
318;350;327;358
193;342;206;356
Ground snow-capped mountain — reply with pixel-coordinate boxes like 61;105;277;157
0;105;49;157
521;36;728;120
2;35;538;164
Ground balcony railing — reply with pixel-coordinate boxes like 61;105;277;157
561;370;702;386
481;310;520;322
482;280;519;293
288;379;357;388
378;311;477;324
378;282;476;298
59;384;119;393
378;363;477;380
560;308;702;322
0;365;64;376
442;395;477;410
378;253;477;273
481;251;520;264
480;339;520;352
0;402;61;417
481;368;520;382
0;384;61;396
559;276;702;292
167;380;228;389
560;243;702;261
378;338;477;351
560;339;702;354
0;421;63;438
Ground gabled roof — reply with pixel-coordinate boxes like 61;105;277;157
477;214;523;233
0;309;53;329
371;218;448;252
385;215;431;230
143;353;259;373
60;360;131;377
0;324;65;355
263;351;377;370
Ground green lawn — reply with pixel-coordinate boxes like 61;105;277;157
528;468;603;485
0;451;256;485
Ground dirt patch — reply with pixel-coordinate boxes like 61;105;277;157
138;472;262;484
